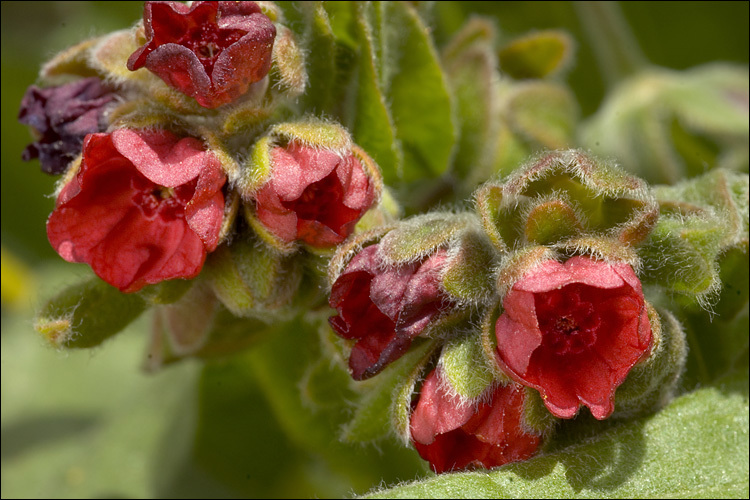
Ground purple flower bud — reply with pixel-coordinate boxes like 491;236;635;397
18;78;116;175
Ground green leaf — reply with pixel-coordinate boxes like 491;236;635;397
381;2;457;183
34;274;147;349
362;368;749;498
350;2;402;185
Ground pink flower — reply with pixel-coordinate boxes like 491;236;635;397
127;1;276;108
255;141;377;247
47;129;226;292
495;256;653;420
410;368;542;473
328;244;448;380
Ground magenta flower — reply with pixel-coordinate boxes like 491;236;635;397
127;1;276;108
18;78;116;174
328;244;448;380
410;368;542;473
47;129;226;292
495;256;653;420
255;141;377;248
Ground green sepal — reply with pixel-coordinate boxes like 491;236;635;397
440;229;497;305
498;30;575;79
438;327;500;402
552;236;642;271
613;305;688;418
268;24;307;98
640;213;725;302
479;150;658;249
327;225;396;286
378;212;475;266
655;168;749;250
390;339;440;444
341;339;437;443
35;276;147;349
714;242;749;319
522;387;560;437
474;182;509;252
523;195;584;245
137;278;194;306
203;235;302;318
40;36;102;82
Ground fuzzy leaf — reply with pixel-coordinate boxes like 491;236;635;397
34;275;147;349
381;1;456;182
350;2;402;185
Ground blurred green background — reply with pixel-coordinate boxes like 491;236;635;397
1;2;747;498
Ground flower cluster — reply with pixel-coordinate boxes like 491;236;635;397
23;1;739;486
327;151;689;473
20;1;382;299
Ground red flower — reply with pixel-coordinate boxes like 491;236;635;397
127;1;276;108
329;245;448;380
18;78;116;175
495;256;653;420
410;368;542;473
47;129;226;292
255;141;377;247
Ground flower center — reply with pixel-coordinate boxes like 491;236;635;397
535;284;601;356
281;171;360;236
132;175;197;221
183;23;245;75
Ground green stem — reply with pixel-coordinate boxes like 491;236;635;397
574;1;649;88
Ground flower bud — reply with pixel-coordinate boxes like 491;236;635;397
18;78;116;174
127;1;277;108
409;367;545;473
244;120;382;251
328;241;450;380
494;255;653;420
475;149;659;251
202;235;302;318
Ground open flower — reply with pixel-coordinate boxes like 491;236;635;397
410;368;542;473
47;129;226;292
127;1;276;108
255;141;378;248
495;256;653;420
329;244;448;380
18;78;116;174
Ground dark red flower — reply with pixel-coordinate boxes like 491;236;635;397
495;256;653;420
47;129;226;292
410;368;542;473
18;78;116;174
127;1;276;108
255;141;377;247
328;244;448;380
